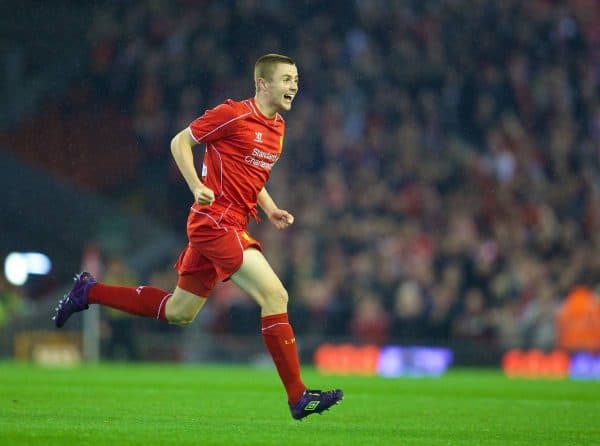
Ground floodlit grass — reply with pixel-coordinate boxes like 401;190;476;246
0;361;598;445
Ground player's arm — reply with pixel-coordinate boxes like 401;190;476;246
170;129;215;205
258;187;294;229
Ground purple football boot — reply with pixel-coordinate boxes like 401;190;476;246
289;389;344;420
53;272;97;328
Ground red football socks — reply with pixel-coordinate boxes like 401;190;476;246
261;313;307;404
88;283;170;321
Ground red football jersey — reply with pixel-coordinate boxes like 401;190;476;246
188;98;285;221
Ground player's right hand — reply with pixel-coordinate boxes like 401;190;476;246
193;184;215;205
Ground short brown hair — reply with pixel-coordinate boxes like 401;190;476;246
254;54;295;87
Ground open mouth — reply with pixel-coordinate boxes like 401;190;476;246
283;94;294;102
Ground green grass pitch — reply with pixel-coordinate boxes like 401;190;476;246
0;361;598;446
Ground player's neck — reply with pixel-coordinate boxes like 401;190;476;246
254;95;277;119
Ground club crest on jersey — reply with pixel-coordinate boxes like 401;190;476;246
254;131;263;143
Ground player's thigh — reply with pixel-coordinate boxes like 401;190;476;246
230;248;288;314
165;286;207;324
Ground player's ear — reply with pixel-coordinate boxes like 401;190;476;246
258;77;269;91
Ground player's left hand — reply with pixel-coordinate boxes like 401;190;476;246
269;209;294;229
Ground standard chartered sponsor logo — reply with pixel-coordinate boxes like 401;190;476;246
245;148;279;169
252;148;279;161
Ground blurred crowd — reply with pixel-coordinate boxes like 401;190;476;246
6;0;600;352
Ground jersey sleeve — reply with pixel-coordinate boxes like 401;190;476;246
189;101;239;144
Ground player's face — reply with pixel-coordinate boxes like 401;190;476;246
267;63;299;112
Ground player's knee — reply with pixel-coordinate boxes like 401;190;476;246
165;289;206;326
269;286;289;307
261;286;289;314
168;314;195;326
166;307;197;326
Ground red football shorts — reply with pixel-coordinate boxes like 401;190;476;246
174;204;261;297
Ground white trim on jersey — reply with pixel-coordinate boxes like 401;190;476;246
245;99;258;115
243;98;282;123
189;110;252;143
